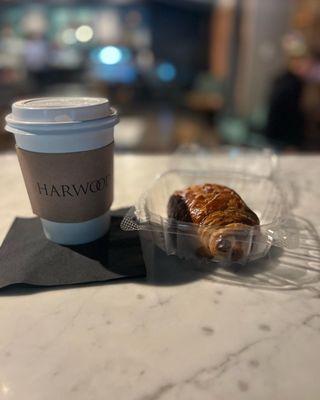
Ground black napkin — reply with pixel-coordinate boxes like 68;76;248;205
0;208;145;289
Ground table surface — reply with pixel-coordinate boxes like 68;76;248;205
1;152;320;400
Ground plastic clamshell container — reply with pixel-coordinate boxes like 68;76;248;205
122;169;300;268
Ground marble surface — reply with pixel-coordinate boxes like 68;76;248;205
0;153;320;400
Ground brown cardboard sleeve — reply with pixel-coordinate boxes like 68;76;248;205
16;143;114;223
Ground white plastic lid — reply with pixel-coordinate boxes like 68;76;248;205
7;97;115;124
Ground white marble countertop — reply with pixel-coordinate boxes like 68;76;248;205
1;152;320;400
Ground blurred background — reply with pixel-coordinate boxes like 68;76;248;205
0;0;319;153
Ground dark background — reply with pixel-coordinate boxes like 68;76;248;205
0;0;320;153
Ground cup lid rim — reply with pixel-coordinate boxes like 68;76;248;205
13;97;108;110
8;97;116;125
6;106;118;127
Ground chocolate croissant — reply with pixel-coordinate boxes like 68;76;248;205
167;183;260;261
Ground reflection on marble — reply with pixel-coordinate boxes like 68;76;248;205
0;154;320;400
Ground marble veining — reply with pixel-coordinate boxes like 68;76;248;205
0;154;320;400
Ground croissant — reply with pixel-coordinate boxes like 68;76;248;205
167;183;260;261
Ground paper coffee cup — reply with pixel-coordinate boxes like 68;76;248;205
5;97;119;245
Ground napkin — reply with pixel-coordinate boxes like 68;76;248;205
0;208;145;289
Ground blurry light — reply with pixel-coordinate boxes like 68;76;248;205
282;32;307;57
75;25;94;43
156;62;176;82
99;46;122;65
61;28;76;45
0;383;10;395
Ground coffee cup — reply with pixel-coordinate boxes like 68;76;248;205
5;97;119;245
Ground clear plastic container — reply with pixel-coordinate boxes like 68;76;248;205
121;146;320;290
122;169;299;265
